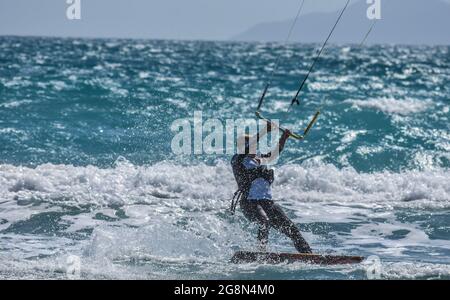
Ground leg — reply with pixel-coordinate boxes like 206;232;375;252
240;201;270;251
264;202;312;253
255;204;269;251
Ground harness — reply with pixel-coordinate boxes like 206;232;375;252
230;154;274;214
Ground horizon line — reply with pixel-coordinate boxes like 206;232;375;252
1;34;449;47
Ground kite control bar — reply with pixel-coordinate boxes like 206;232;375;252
255;110;320;140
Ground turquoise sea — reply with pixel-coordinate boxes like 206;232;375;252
0;36;449;279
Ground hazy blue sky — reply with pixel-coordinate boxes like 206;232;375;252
1;0;449;40
0;0;365;39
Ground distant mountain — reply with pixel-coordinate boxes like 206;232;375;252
231;0;450;45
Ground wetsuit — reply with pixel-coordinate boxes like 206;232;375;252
231;154;312;253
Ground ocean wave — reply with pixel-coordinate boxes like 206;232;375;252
1;37;449;279
0;100;33;109
1;160;449;212
344;97;432;115
0;160;449;279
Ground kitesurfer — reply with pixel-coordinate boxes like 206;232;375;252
230;121;312;253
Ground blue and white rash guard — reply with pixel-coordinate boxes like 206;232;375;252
242;156;272;201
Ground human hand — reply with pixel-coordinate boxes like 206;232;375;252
282;129;291;139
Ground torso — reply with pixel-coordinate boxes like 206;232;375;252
231;154;273;201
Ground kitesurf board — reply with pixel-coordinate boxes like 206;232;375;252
231;251;364;265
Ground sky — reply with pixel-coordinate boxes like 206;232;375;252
0;0;449;41
0;0;363;40
233;0;450;45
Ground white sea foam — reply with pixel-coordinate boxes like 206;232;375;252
340;130;367;144
1;160;449;212
0;128;26;135
0;99;32;108
0;160;449;279
345;97;432;115
138;71;150;79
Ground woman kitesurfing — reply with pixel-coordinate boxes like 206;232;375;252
231;123;312;253
230;0;375;261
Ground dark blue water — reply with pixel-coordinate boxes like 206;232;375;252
0;36;449;279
